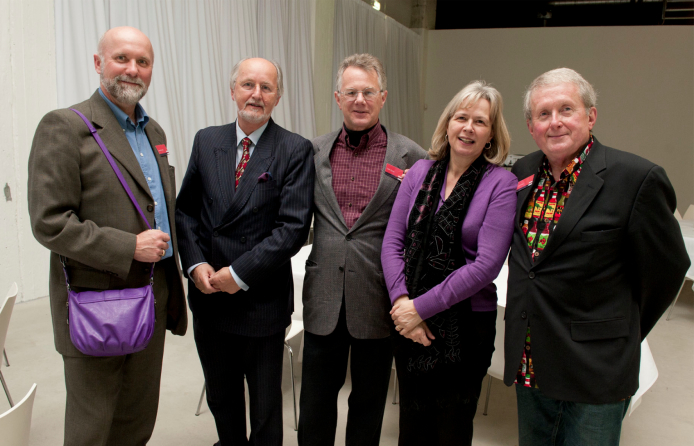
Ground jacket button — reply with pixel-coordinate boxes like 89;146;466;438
208;198;213;204
213;231;219;237
528;272;535;279
521;311;527;319
339;266;344;272
253;207;258;213
147;204;154;212
240;236;246;243
143;268;149;273
346;235;352;241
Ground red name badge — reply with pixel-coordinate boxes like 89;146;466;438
517;174;534;191
385;163;404;181
156;144;168;156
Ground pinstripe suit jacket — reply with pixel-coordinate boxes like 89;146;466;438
176;119;315;337
303;126;427;339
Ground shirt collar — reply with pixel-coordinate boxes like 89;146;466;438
341;120;383;151
236;120;270;147
98;87;149;130
542;135;594;182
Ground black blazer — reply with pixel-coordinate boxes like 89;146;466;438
175;119;315;337
503;138;689;403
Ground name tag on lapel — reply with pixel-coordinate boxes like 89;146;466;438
385;163;404;181
517;174;534;191
155;144;168;156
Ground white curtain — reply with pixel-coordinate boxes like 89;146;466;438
55;0;316;189
332;0;423;145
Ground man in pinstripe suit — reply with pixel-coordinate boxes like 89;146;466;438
176;58;314;446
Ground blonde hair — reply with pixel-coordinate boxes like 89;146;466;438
429;80;510;165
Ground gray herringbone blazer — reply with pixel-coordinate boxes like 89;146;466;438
303;126;426;339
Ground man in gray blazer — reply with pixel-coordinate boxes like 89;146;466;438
298;53;427;446
28;27;186;445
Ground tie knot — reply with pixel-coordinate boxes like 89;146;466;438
241;137;251;149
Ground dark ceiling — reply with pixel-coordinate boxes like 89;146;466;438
435;0;694;29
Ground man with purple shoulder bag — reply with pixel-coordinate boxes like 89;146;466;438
28;26;187;445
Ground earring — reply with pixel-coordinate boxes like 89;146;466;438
484;142;492;150
444;133;448;140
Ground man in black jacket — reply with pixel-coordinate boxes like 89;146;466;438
504;67;689;446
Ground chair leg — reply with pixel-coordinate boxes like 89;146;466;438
195;381;206;416
0;370;13;407
392;373;398;405
3;349;8;367
666;279;687;320
285;342;298;431
482;374;492;416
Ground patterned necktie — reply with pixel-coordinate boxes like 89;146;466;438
235;137;251;188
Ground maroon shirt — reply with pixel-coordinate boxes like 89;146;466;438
330;122;388;229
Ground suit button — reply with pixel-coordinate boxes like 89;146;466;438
253;207;258;213
240;236;246;243
346;235;352;241
147;204;154;212
339;266;344;272
528;272;535;279
143;268;149;273
208;198;213;204
521;311;527;319
213;231;219;237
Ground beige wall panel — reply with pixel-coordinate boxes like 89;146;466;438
424;26;694;211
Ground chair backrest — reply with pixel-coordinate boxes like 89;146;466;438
0;283;18;372
684;204;694;221
0;383;37;446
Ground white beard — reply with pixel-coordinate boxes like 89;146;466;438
101;73;147;106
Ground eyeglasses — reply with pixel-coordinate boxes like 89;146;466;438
338;89;383;101
238;81;276;94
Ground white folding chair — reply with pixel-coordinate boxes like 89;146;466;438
1;283;18;406
683;204;694;221
0;383;37;446
194;320;305;431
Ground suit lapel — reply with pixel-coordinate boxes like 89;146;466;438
350;128;408;233
145;126;172;199
218;120;275;227
214;126;237;209
513;151;543;268
88;92;152;199
533;141;606;267
314;130;348;229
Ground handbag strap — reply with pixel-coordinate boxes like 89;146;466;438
61;108;156;289
70;108;152;229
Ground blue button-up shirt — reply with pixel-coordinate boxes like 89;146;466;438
99;88;173;259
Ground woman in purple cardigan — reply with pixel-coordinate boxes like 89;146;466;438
381;80;517;446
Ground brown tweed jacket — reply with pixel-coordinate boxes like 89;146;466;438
28;90;187;357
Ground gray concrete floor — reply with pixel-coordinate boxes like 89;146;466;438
2;286;693;445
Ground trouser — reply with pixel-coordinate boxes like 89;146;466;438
516;384;630;446
62;262;169;446
194;319;285;446
395;309;497;446
298;302;393;446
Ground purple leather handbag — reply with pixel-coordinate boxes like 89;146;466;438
62;108;156;357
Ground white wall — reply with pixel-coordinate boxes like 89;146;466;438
0;0;57;302
423;26;694;212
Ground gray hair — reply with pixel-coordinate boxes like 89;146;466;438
523;68;597;121
335;53;387;92
229;58;284;98
429;80;511;166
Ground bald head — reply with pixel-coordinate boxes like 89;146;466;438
94;26;154;117
98;26;154;64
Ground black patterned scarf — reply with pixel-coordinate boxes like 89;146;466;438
398;154;488;376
